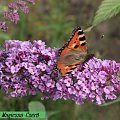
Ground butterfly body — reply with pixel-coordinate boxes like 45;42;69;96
56;26;90;76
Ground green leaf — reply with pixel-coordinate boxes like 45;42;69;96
93;0;120;26
28;101;47;120
84;26;93;32
100;96;120;106
28;101;46;111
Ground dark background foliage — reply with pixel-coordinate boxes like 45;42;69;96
0;0;120;120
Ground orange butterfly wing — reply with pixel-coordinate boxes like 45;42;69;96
57;26;88;76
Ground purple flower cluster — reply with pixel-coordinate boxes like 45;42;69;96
47;58;120;104
0;22;8;32
0;40;120;105
0;40;57;97
0;0;35;31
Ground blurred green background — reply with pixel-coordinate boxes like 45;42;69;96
0;0;120;120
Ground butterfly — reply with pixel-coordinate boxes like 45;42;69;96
56;26;93;76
